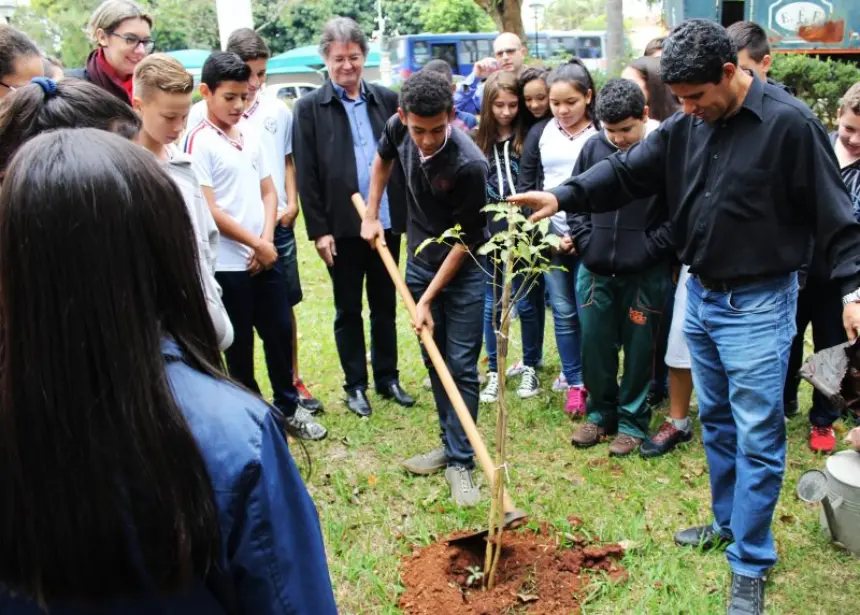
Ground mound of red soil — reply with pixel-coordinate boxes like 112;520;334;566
399;524;627;614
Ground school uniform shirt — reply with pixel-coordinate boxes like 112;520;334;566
163;144;234;350
183;121;271;272
377;115;489;270
188;97;294;218
518;119;596;236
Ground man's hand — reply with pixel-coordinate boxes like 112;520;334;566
280;205;299;228
843;302;860;341
473;58;499;79
361;218;386;250
508;191;559;223
413;299;434;336
253;238;278;269
315;234;337;267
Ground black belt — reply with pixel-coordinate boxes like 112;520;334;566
693;274;779;292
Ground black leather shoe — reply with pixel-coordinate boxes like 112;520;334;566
345;390;372;417
727;573;765;615
674;525;733;550
376;382;415;407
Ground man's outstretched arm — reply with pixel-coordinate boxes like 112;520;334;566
510;124;668;221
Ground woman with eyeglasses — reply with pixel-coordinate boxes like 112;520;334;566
0;26;44;100
65;0;153;105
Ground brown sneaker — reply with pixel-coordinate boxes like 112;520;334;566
609;434;643;457
571;422;608;448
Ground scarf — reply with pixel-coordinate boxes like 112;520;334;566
85;48;133;104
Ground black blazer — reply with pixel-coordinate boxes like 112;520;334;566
292;79;407;241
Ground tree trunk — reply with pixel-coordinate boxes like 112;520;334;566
606;0;625;75
473;0;526;41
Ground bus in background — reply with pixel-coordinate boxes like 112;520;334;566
388;31;608;83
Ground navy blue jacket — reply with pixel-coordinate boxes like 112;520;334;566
0;340;338;615
568;130;674;276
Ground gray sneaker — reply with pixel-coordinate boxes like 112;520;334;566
445;466;480;507
285;407;328;441
401;446;448;475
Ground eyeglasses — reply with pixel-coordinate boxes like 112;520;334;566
494;47;521;58
109;32;155;53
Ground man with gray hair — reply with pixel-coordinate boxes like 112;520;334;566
293;17;415;418
454;32;527;115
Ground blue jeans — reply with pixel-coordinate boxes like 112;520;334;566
274;224;303;306
483;259;546;372
684;274;797;578
406;257;484;468
544;252;583;386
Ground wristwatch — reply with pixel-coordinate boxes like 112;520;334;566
843;288;860;305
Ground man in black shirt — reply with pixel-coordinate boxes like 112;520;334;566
362;71;489;507
511;19;860;615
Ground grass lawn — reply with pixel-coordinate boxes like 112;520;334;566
254;218;860;614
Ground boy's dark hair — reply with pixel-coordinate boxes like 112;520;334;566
400;70;453;117
596;78;646;124
0;79;141;174
423;59;453;84
661;19;737;85
0;26;40;81
201;51;251;91
643;37;665;57
726;21;770;62
226;27;271;62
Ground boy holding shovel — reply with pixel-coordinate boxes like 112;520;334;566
361;70;489;506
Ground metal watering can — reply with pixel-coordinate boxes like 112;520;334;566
797;343;860;556
797;452;860;556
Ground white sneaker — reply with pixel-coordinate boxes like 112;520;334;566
506;359;545;377
285;407;328;441
480;372;499;403
517;366;540;399
552;372;568;392
506;360;526;377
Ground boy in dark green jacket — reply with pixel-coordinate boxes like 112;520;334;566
568;78;674;456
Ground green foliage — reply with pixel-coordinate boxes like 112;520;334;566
12;0;99;68
384;0;426;36
770;54;860;129
544;0;604;30
421;0;495;34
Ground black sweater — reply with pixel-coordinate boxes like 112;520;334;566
568;130;674;276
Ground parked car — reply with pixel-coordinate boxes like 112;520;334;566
264;82;319;102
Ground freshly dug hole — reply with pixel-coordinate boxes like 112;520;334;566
399;525;627;614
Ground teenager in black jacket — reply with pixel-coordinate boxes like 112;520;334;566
567;79;674;457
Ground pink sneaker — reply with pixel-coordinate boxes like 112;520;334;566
565;386;587;418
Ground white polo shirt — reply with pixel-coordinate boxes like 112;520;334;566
183;120;270;271
188;95;294;216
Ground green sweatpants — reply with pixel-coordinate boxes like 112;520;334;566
575;263;671;439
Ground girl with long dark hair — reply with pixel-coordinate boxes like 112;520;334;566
0;129;336;614
474;71;545;403
518;66;551;128
518;58;598;419
621;56;680;122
